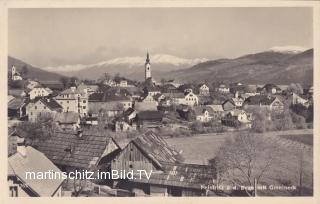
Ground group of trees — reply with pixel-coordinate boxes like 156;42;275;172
15;114;58;144
249;106;310;133
212;132;312;196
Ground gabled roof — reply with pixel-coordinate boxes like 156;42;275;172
8;146;65;196
131;131;183;168
8;98;24;109
8;89;25;97
54;111;79;124
89;92;130;102
34;130;120;169
193;106;213;116
207;104;224;112
33;97;62;111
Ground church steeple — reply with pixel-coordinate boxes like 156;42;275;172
145;52;151;80
146;52;150;64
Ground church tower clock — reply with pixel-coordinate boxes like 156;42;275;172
145;52;151;80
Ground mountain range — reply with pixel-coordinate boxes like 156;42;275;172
8;46;313;85
166;48;313;86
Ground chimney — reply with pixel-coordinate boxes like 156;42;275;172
17;145;27;157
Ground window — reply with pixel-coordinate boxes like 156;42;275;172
67;101;69;104
83;106;86;109
34;106;37;110
44;106;46;109
83;100;86;103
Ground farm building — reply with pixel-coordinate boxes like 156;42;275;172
111;131;217;196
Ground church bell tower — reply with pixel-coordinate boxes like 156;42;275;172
145;52;151;80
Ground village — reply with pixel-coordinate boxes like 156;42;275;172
7;53;314;197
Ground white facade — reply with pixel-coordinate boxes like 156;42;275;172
29;87;52;100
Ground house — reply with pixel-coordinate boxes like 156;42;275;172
222;109;252;128
292;93;311;107
27;84;53;100
111;131;216;196
136;110;164;129
222;100;235;111
184;91;199;106
54;112;80;131
143;85;161;97
113;108;137;132
55;86;88;117
153;93;166;102
207;104;225;121
26;80;40;90
33;129;120;172
231;92;244;108
26;97;62;122
89;92;132;117
8;146;65;197
77;83;99;95
260;84;282;95
8;98;27;119
193;106;214;122
197;84;210;96
243;95;284;113
215;83;230;93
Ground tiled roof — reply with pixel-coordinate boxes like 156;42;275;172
34;130;120;169
137;110;164;121
131;131;184;168
8;89;25;97
131;162;216;189
244;95;277;106
207;104;224;112
8;146;65;196
54;111;79;124
163;92;185;99
193;106;214;116
89;92;130;102
35;97;62;111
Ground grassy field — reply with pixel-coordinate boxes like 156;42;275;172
165;129;313;196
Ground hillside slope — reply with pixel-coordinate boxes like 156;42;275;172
167;49;313;85
8;56;63;82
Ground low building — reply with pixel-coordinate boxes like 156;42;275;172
26;97;62;122
292;93;311;107
260;84;282;95
207;104;225;121
197;84;210;96
8;146;65;197
222;100;236;111
8;98;27;119
111;131;216;196
89;92;132;117
137;110;164;129
193;106;214;122
215;83;230;93
243;95;284;113
222;109;252;128
54;111;80;131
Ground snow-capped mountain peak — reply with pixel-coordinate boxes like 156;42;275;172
269;46;308;54
44;54;208;73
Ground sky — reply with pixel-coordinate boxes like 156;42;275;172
8;7;313;68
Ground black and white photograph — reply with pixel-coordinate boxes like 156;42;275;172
3;1;319;200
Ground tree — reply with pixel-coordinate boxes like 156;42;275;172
213;133;280;196
22;65;28;77
60;76;69;89
15;113;58;143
